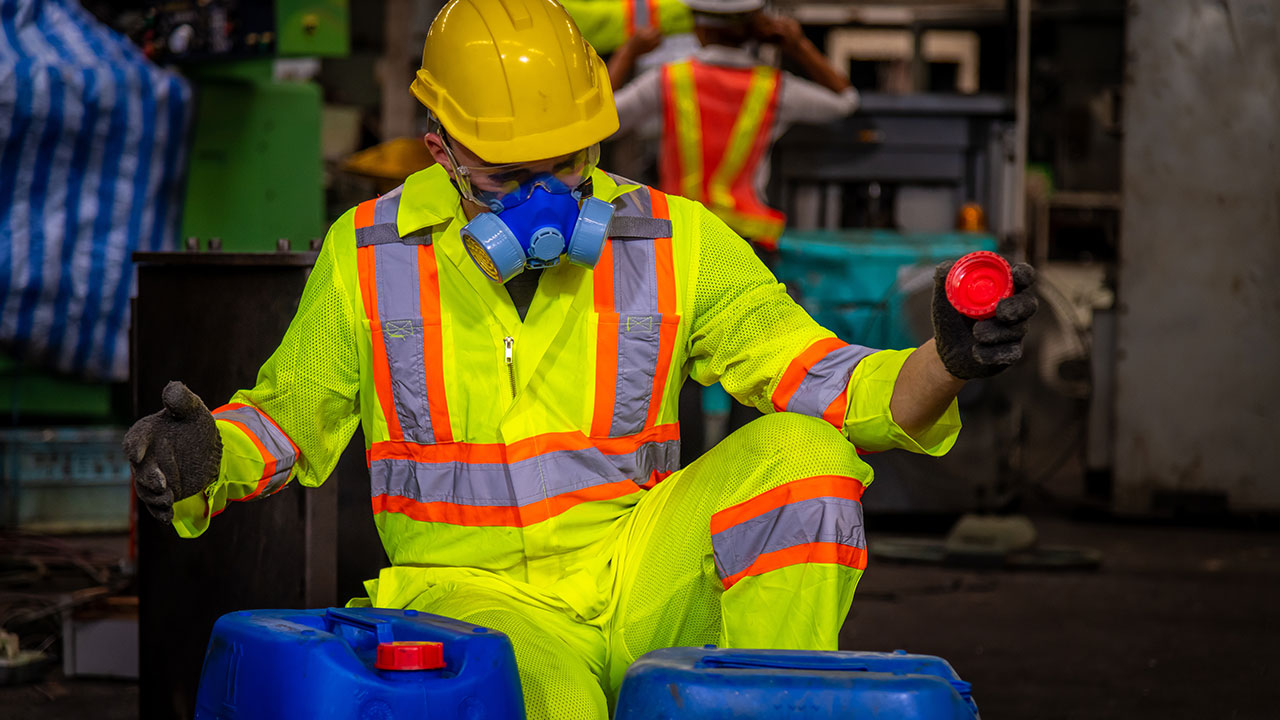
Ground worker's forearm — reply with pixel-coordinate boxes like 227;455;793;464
889;340;966;439
785;38;851;93
608;48;639;90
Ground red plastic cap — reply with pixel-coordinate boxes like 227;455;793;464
375;641;445;671
946;251;1013;319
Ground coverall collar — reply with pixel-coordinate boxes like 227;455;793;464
393;165;640;396
395;163;633;237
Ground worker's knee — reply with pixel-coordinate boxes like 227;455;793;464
735;411;845;445
731;411;857;467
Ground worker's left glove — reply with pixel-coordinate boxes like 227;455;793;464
931;260;1038;380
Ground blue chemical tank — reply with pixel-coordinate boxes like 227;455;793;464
615;647;979;720
194;608;525;719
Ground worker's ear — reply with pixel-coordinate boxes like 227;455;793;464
424;133;456;177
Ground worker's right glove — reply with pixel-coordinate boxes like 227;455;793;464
931;260;1038;380
122;381;222;524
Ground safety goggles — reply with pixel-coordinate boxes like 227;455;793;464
440;134;600;212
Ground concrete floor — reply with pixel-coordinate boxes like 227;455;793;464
4;514;1277;719
845;516;1280;719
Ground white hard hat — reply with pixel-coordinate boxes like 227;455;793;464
684;0;766;14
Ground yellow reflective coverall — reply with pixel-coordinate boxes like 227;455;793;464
173;167;961;719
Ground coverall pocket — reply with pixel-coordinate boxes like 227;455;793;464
593;312;681;438
362;316;450;443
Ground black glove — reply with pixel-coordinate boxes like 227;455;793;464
931;260;1038;380
122;381;223;524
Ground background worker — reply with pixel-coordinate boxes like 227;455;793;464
608;0;858;252
123;1;1037;718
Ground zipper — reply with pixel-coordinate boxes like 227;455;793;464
503;336;516;398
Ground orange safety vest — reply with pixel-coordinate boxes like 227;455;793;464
660;59;786;248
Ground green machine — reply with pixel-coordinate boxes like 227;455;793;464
172;0;351;251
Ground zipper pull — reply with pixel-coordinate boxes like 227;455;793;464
504;336;516;398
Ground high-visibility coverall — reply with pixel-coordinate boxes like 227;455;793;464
660;58;789;247
172;167;961;719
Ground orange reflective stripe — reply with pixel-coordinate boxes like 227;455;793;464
357;245;404;440
417;244;453;443
710;474;866;535
624;0;636;36
353;198;377;230
592;240;619;437
593;422;680;453
372;478;640;528
645;189;679;429
721;542;867;589
369;423;681;466
771;337;848;412
821;391;848;429
637;469;673;490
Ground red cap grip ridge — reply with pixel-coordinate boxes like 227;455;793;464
375;641;445;671
945;251;1013;319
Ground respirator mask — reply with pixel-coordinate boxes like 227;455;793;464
442;134;615;283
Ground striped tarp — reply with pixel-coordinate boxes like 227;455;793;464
0;0;191;381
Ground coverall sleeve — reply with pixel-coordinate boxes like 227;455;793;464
683;203;959;456
170;218;363;537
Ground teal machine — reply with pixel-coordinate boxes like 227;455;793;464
775;230;996;352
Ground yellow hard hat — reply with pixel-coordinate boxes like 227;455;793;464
412;0;619;163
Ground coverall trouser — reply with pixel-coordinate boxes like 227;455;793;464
373;413;868;720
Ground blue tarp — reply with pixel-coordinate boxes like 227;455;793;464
0;0;191;381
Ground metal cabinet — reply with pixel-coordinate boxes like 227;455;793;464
132;251;385;719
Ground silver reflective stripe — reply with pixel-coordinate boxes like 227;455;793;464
611;180;653;217
355;187;406;248
368;440;677;507
611;437;681;483
373;185;402;225
213;405;296;494
611;238;663;436
632;0;650;30
613;239;658;311
711;495;865;580
603;184;672;437
786;343;878;418
372;242;434;444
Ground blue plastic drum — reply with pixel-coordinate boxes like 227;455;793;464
194;607;525;719
615;647;979;719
